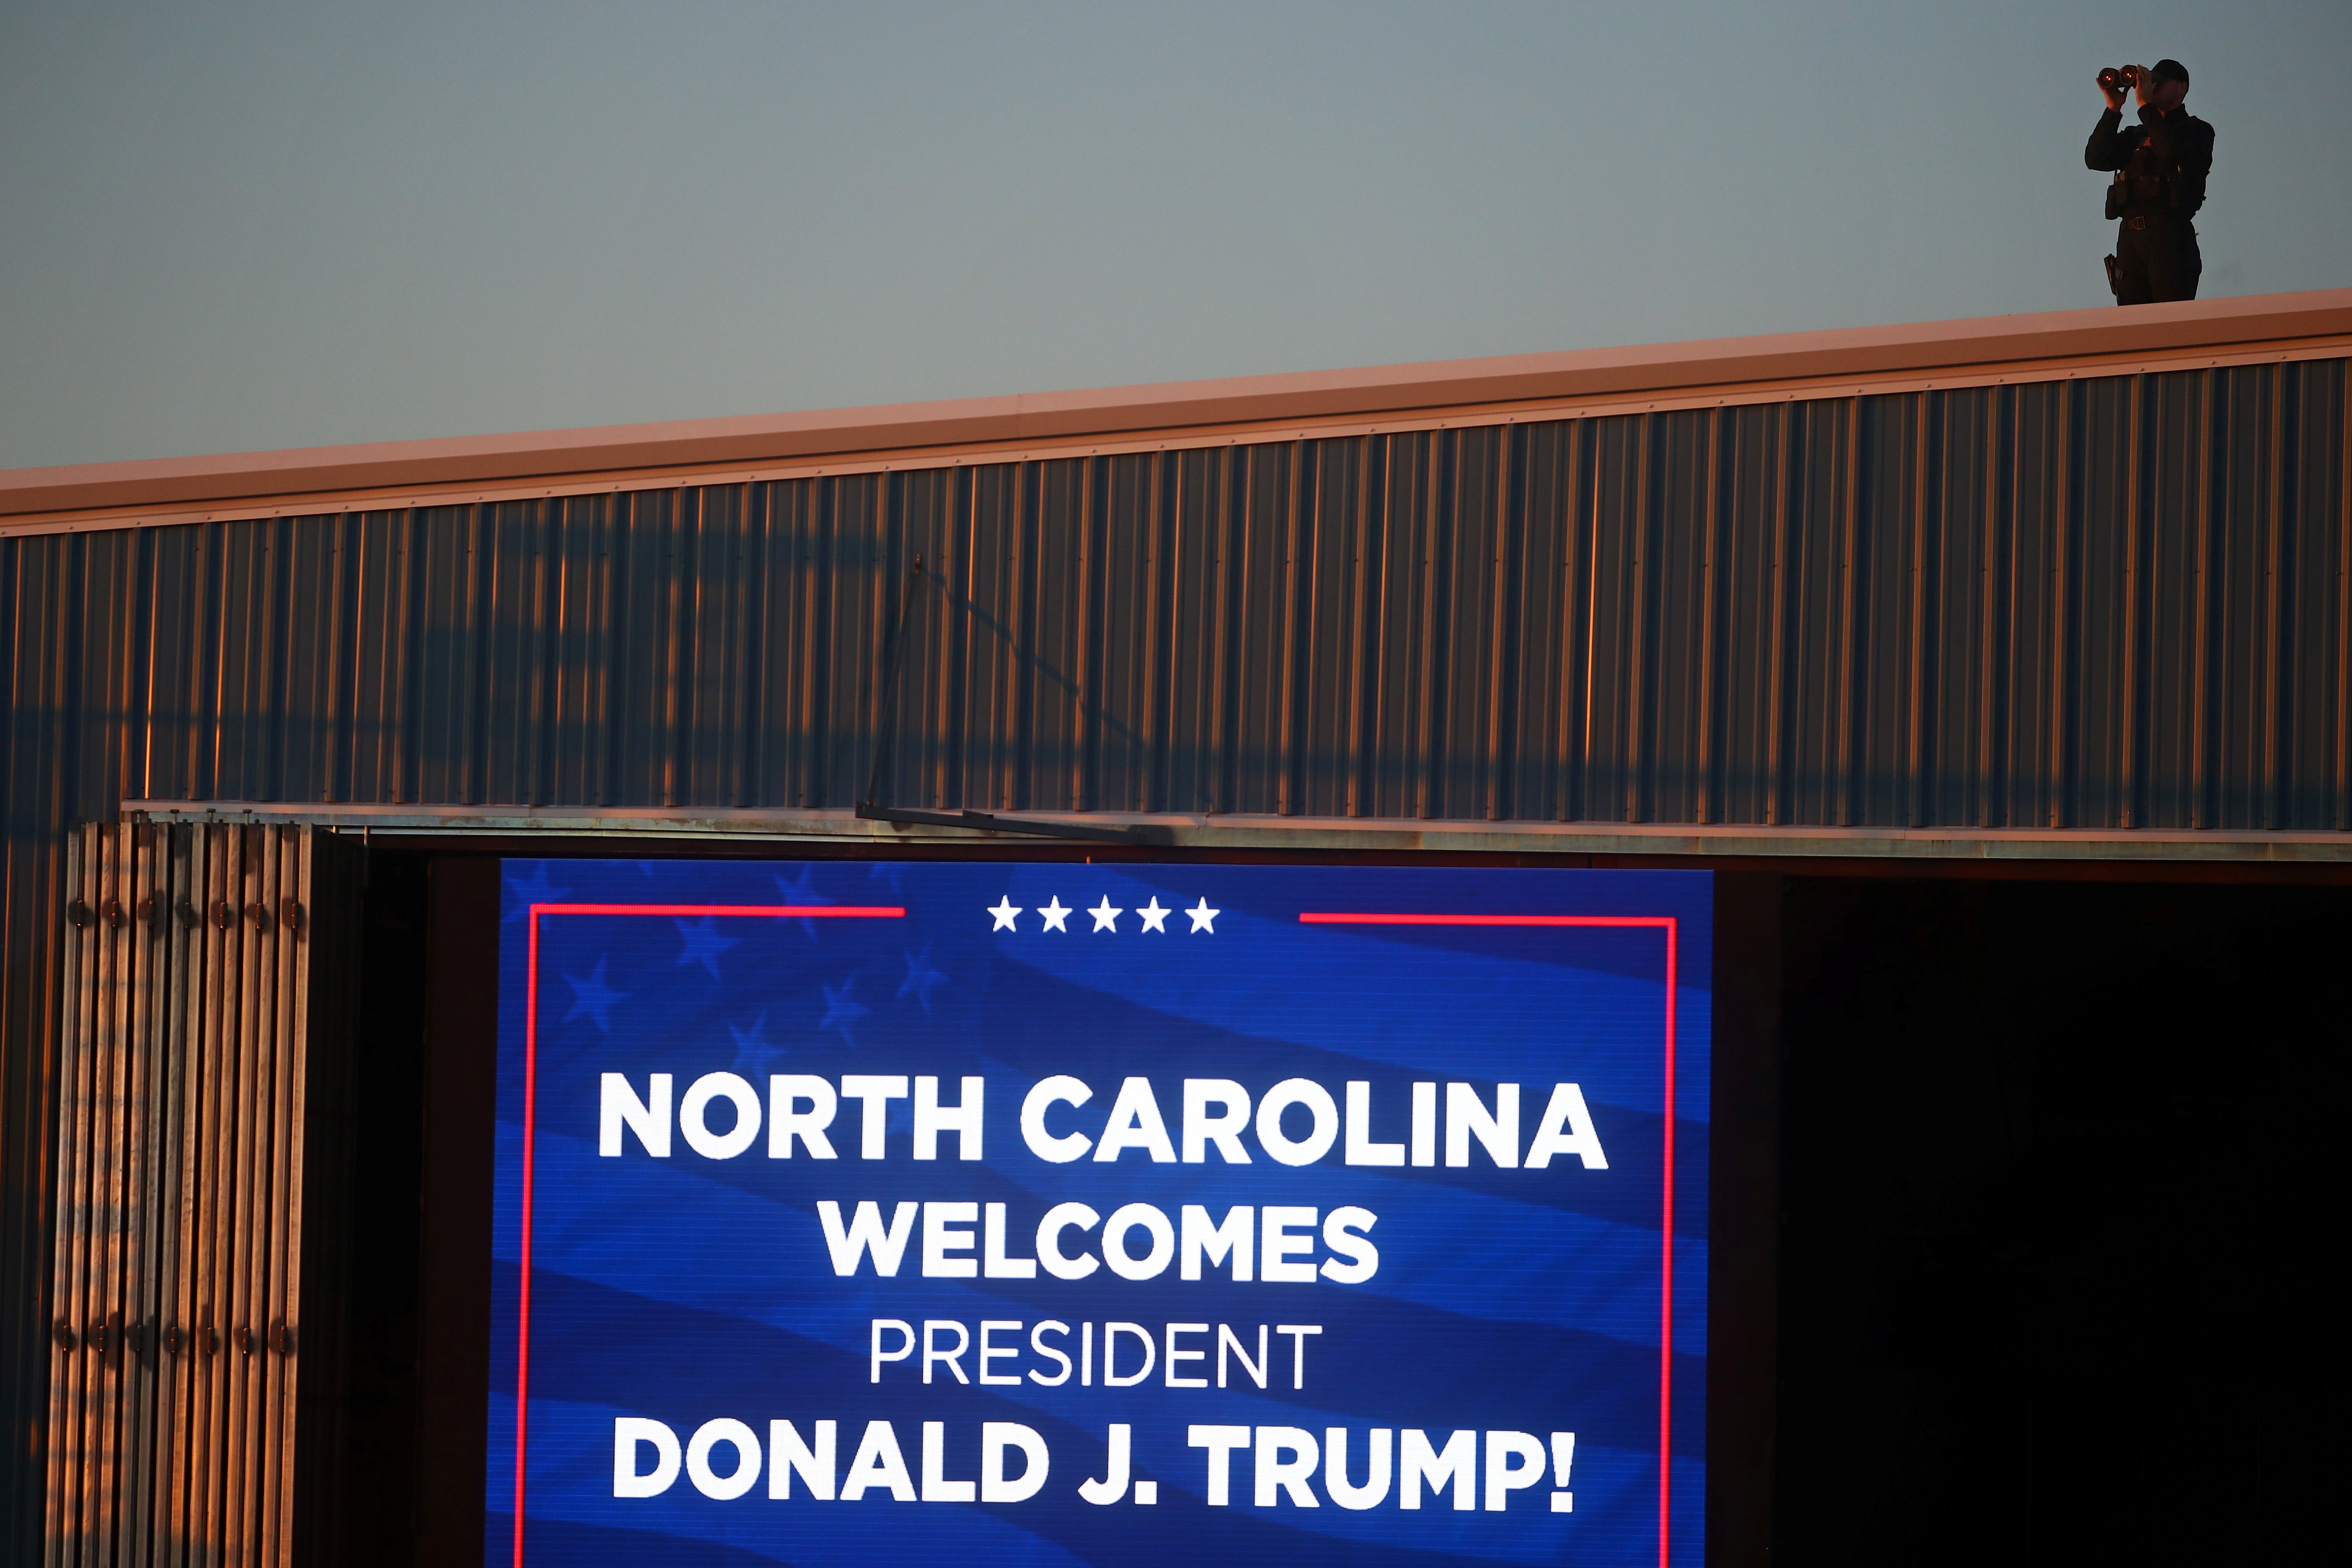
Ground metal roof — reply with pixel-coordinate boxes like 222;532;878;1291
6;288;2349;533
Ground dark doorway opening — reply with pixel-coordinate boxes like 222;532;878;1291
1773;876;2345;1565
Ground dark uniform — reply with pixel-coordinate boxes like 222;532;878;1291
2086;102;2214;304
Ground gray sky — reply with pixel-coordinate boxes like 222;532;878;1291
3;0;2346;470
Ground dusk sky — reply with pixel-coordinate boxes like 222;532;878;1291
4;0;2346;469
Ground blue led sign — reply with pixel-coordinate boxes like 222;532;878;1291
490;860;1709;1567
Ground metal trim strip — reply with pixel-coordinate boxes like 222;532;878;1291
124;800;2352;861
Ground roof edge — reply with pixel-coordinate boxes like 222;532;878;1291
11;288;2351;519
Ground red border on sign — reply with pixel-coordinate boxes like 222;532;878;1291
1296;912;1680;1568
515;903;904;1568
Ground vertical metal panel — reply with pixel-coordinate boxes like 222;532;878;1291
120;826;161;1565
5;359;2351;1553
1091;457;1142;811
154;826;197;1568
289;825;361;1565
42;828;87;1568
36;824;346;1565
1709;405;1783;826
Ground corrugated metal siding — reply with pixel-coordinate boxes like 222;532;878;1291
4;358;2350;1549
35;824;357;1565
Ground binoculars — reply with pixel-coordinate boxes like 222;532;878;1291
2097;65;2142;94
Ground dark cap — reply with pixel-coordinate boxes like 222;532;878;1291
2150;58;2190;86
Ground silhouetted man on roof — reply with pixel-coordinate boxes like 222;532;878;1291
2086;59;2213;305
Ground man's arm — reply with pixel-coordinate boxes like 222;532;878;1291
2172;116;2215;216
2085;107;2133;171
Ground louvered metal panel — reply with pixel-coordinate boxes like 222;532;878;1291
37;824;354;1565
3;356;2349;1555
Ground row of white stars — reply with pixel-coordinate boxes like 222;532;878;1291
988;895;1218;934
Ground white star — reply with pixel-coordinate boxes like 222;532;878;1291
1137;897;1170;933
1185;897;1219;934
988;897;1023;931
1039;896;1072;933
1088;896;1123;932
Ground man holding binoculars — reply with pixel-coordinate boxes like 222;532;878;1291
2085;59;2213;305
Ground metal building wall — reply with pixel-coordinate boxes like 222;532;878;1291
34;824;358;1566
4;357;2350;1550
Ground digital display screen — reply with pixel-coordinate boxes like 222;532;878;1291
490;860;1710;1567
